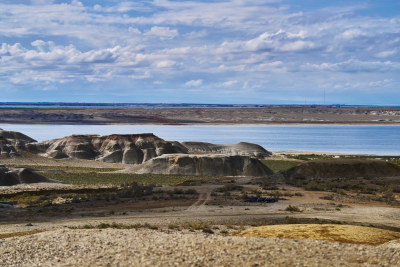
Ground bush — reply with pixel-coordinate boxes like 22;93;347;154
320;194;334;200
285;205;301;212
216;184;243;192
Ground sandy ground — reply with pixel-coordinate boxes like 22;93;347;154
1;154;400;266
236;224;400;245
1;228;399;266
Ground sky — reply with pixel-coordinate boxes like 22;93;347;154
0;0;399;105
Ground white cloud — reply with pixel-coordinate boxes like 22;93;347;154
222;30;316;53
185;79;203;86
221;80;238;87
0;0;399;102
375;50;397;58
155;60;176;68
145;26;178;39
303;60;399;73
280;40;314;52
337;29;365;40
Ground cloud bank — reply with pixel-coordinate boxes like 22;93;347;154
0;0;399;104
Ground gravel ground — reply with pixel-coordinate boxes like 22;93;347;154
1;229;399;266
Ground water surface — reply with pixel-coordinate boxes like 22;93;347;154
1;124;399;155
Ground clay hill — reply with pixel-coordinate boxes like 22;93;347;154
0;129;38;157
0;165;59;186
38;135;271;164
182;142;271;158
284;159;400;179
0;129;272;178
39;133;189;164
133;154;273;176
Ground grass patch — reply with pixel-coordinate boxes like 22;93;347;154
42;171;226;186
261;160;300;172
0;183;154;207
286;154;400;163
0;230;44;239
5;165;121;173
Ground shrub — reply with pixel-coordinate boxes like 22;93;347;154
216;184;243;192
285;205;301;212
320;194;334;200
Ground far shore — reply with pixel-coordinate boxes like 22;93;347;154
1;122;400;126
0;106;399;125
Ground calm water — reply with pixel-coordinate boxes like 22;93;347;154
1;124;399;155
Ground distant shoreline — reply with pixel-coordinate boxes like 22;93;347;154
0;106;399;125
1;122;400;126
1;103;400;109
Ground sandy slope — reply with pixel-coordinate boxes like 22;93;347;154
235;224;400;245
1;228;400;266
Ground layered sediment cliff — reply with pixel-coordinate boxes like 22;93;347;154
133;154;273;176
0;129;272;178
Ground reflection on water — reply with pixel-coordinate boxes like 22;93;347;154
0;124;399;155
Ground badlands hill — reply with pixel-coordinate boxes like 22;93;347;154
40;133;188;164
133;154;273;176
0;165;59;186
284;159;400;179
0;129;272;178
182;141;271;158
0;129;37;157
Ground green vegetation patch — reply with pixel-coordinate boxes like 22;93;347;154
5;165;121;173
286;154;400;164
0;183;154;207
261;159;300;172
43;171;226;186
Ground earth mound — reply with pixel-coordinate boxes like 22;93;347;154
0;165;59;186
0;129;38;157
235;224;400;245
284;159;400;179
133;154;273;176
182;141;271;158
41;133;187;164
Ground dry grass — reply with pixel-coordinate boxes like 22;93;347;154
0;230;44;239
234;224;400;245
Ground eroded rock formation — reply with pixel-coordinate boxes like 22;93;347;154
133;154;273;176
41;133;188;164
0;129;38;157
0;165;59;186
182;141;271;158
0;129;273;177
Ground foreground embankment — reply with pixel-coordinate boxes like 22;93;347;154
1;228;399;266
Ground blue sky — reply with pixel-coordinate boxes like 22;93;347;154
0;0;399;104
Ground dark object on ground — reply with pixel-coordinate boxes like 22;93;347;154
245;197;278;203
202;228;214;234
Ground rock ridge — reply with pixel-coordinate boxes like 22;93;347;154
133;154;273;176
0;129;273;178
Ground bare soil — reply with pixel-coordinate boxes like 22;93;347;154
1;155;400;266
236;224;400;245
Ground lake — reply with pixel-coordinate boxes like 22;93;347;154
0;124;399;155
